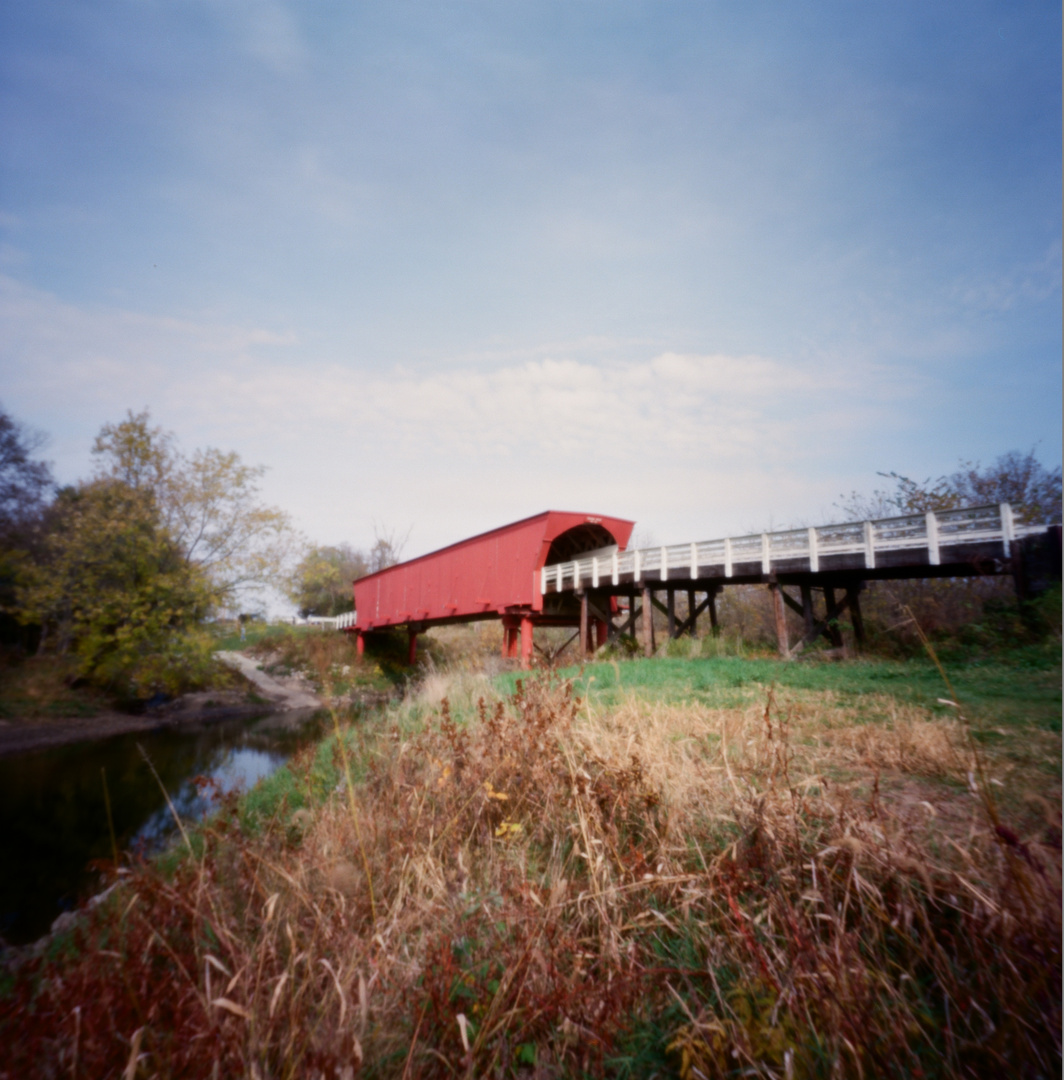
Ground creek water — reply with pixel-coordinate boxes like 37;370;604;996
0;709;328;946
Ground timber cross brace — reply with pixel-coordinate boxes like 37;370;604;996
568;583;726;660
562;577;866;661
770;577;865;659
565;578;865;661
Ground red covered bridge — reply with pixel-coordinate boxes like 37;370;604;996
351;510;635;666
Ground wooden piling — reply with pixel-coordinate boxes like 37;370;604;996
823;585;844;648
520;616;534;670
770;581;789;658
847;585;865;651
801;583;815;638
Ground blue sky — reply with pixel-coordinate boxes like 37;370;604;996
1;1;1060;570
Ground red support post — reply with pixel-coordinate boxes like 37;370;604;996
502;618;520;659
355;631;365;658
594;618;608;650
408;630;418;666
520;616;534;670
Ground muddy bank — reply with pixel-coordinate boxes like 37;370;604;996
0;692;273;758
0;651;332;758
0;665;398;758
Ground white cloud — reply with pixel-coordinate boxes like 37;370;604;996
0;275;929;554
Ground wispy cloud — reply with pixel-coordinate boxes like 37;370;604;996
1;276;929;551
200;0;308;74
954;242;1063;313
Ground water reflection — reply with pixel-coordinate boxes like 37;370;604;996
0;710;327;945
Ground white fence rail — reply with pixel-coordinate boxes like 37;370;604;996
297;611;358;630
541;503;1044;594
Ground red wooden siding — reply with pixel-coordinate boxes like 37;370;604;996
353;511;634;631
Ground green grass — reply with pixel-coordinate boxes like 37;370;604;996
497;645;1062;732
238;728;344;826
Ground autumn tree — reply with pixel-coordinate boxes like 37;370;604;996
837;449;1062;525
18;479;217;697
92;410;296;604
286;543;369;617
15;409;297;698
0;407;55;645
0;407;53;541
833;449;1062;651
367;524;408;573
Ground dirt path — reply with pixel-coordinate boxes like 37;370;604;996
215;651;322;711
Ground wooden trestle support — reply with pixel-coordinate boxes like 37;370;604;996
540;505;1061;662
569;575;890;660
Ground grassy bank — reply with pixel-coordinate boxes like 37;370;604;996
2;648;1059;1078
0;649;254;722
0;652;110;720
502;646;1062;733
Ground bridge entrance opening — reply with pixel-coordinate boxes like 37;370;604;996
544;522;619;565
536;523;623;657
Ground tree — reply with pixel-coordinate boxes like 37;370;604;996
286;543;369;617
836;449;1062;525
18;478;217;697
0;407;54;645
367;524;409;573
0;406;53;542
92;410;296;603
945;450;1061;525
831;449;1062;652
286;526;406;617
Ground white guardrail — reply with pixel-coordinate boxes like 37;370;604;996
541;503;1046;594
305;612;358;630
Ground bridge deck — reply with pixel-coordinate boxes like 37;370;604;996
540;503;1034;593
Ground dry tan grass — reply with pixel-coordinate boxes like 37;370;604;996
575;691;970;803
2;672;1060;1078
